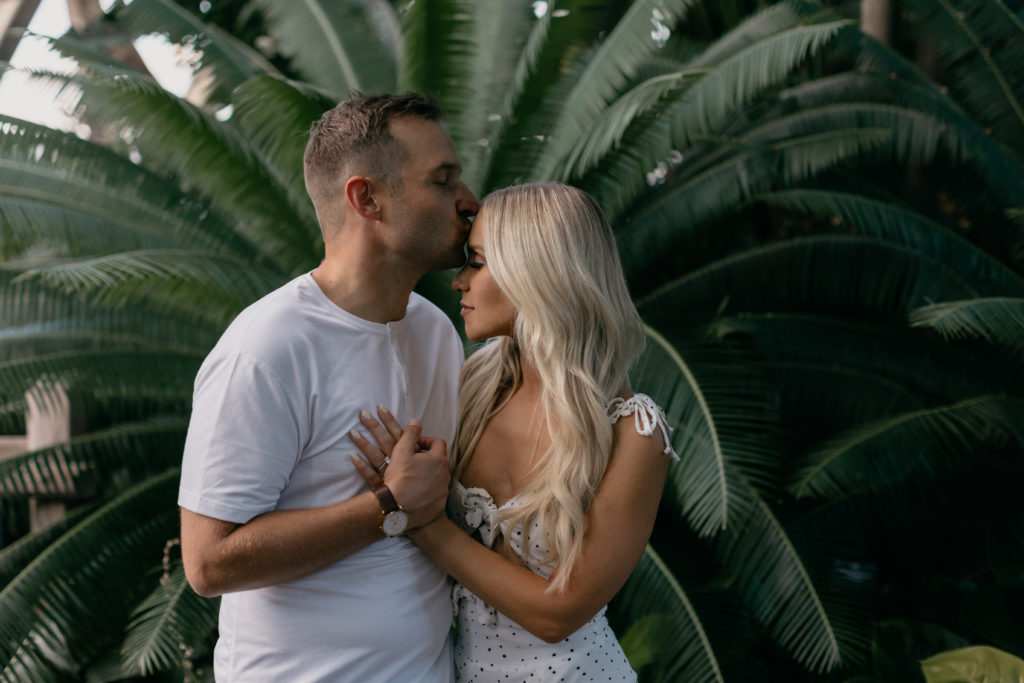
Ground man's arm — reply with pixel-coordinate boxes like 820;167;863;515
181;421;448;597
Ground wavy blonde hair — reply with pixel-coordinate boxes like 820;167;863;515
453;182;644;592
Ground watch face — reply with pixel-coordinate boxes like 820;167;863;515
382;510;409;536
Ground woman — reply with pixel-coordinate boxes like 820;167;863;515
351;182;677;681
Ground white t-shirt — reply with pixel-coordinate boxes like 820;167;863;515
179;273;463;683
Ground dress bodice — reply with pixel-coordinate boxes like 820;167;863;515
448;393;677;682
449;393;679;578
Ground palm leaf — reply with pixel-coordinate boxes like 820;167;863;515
481;0;637;190
0;116;255;259
0;351;200;429
611;125;892;272
631;326;782;534
567;11;852;189
752;190;1024;297
610;545;724;682
249;0;399;98
0;469;180;682
713;467;851;672
54;67;315;273
110;0;280;108
14;249;285;327
792;395;1024;499
707;313;1017;405
910;297;1024;360
0;505;94;589
445;0;538;191
899;0;1024;152
0;416;187;498
637;235;979;328
528;0;697;182
120;561;218;676
230;74;332;232
778;74;1024;203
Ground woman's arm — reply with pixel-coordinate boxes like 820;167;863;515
351;410;670;643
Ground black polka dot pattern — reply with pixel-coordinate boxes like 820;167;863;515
446;395;673;681
453;589;636;682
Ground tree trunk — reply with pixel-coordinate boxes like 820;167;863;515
861;0;893;45
0;0;42;61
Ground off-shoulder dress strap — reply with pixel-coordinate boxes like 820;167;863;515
605;393;679;460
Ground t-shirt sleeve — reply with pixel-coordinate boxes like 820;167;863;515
178;352;304;524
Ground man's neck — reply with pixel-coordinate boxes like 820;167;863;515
311;250;420;324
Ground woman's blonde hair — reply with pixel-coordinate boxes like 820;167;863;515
453;182;644;592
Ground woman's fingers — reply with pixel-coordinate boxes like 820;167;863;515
359;408;397;455
348;453;383;489
349;428;388;472
376;405;404;442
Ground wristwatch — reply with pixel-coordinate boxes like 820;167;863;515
373;484;409;536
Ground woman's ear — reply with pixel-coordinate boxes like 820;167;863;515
345;176;382;221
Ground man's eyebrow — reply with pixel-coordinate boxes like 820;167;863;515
432;161;462;174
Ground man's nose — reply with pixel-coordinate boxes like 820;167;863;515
459;184;480;218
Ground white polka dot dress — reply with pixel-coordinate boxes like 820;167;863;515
449;394;678;682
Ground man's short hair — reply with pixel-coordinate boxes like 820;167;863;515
303;91;444;207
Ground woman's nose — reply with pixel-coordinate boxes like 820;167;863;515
452;268;468;291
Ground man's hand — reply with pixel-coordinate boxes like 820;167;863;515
349;410;449;529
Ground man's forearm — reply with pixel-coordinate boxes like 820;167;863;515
181;491;384;597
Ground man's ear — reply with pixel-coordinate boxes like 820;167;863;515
344;176;382;221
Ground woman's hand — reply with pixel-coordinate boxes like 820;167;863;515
349;405;404;484
348;407;449;529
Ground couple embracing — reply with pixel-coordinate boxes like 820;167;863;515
178;92;677;682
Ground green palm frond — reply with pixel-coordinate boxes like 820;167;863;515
444;0;537;191
632;325;782;533
910;297;1024;356
481;1;638;189
611;545;724;682
0;270;218;358
792;395;1024;499
250;0;399;98
121;561;218;676
0;116;254;258
57;68;315;273
632;327;727;534
528;0;697;182
0;416;187;497
899;0;1024;153
110;0;280;108
714;467;852;672
611;125;891;260
14;249;285;326
637;236;978;328
708;313;1015;404
778;75;1024;202
567;12;852;188
230;74;332;228
0;470;179;682
0;351;200;429
753;190;1024;297
0;506;94;589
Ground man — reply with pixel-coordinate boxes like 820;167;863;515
178;92;479;681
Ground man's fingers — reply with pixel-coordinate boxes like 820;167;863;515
392;419;422;457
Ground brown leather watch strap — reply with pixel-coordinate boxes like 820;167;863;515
372;485;400;513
